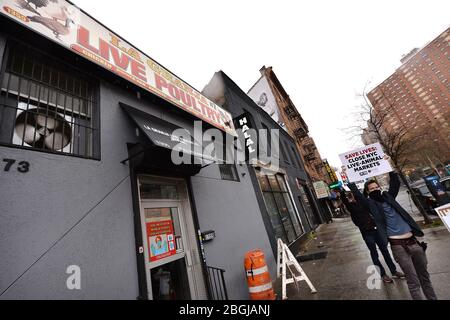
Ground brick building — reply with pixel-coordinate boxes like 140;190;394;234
367;28;450;168
248;66;331;185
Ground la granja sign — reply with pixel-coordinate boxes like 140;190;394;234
1;0;236;136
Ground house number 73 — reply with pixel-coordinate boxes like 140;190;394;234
2;158;30;173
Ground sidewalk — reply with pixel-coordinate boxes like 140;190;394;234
275;217;450;300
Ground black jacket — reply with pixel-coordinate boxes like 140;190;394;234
340;189;376;232
348;171;424;246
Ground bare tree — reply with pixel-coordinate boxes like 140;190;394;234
347;86;433;224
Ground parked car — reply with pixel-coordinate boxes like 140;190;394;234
409;175;450;214
409;180;438;215
440;176;450;197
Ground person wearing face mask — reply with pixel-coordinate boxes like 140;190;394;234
346;165;437;300
339;188;404;283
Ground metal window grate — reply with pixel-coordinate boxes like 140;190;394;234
0;41;99;159
218;164;240;181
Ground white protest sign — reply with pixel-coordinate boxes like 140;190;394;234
434;203;450;233
339;143;392;183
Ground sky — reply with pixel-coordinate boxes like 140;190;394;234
73;0;449;168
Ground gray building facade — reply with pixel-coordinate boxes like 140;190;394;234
0;7;274;299
203;71;324;255
0;1;323;300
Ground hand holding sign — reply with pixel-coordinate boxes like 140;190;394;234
383;154;394;168
339;143;393;182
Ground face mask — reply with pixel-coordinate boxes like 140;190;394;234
369;189;384;202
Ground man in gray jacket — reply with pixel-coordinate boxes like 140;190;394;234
347;170;437;300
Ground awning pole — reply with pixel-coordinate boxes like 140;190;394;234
120;146;149;164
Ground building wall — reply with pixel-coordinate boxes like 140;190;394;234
0;34;141;298
203;72;322;256
0;25;277;300
250;67;331;184
191;164;276;299
367;28;450;162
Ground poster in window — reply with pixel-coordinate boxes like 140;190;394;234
146;217;177;262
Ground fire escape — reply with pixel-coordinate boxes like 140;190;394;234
284;103;299;121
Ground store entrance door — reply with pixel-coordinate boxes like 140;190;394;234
138;175;206;300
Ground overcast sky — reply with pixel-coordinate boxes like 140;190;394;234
73;0;449;168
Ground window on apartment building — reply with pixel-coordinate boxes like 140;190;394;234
256;170;303;244
218;164;240;182
0;41;100;159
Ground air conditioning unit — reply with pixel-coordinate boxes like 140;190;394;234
13;103;73;152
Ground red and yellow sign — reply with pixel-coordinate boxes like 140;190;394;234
0;0;236;136
146;218;176;262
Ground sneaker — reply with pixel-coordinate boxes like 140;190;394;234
392;271;406;279
382;275;393;283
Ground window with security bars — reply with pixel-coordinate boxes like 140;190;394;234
218;164;240;182
256;170;303;244
0;41;100;159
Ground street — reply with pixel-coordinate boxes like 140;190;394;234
278;216;450;300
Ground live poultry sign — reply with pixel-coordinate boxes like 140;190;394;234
1;0;236;136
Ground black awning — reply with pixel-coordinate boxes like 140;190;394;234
120;103;223;164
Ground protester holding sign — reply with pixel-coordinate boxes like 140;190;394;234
339;188;404;283
344;159;438;300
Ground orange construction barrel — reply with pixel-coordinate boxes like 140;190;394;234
244;249;275;300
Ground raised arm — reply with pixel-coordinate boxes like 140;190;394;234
339;188;350;207
387;171;401;199
339;188;360;227
348;182;370;210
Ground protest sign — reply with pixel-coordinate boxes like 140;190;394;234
339;143;392;182
434;203;450;233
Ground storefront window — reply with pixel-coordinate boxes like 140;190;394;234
256;171;304;244
262;192;287;243
297;181;320;228
272;192;297;242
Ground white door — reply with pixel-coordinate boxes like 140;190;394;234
137;175;206;300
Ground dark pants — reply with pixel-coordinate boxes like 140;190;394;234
361;229;397;277
391;243;437;300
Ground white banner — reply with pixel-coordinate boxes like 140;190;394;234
248;76;285;130
0;0;235;136
435;203;450;233
339;143;392;183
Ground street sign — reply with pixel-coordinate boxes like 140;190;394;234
423;175;450;206
329;181;343;189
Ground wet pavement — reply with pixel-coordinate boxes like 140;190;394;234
275;216;450;300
